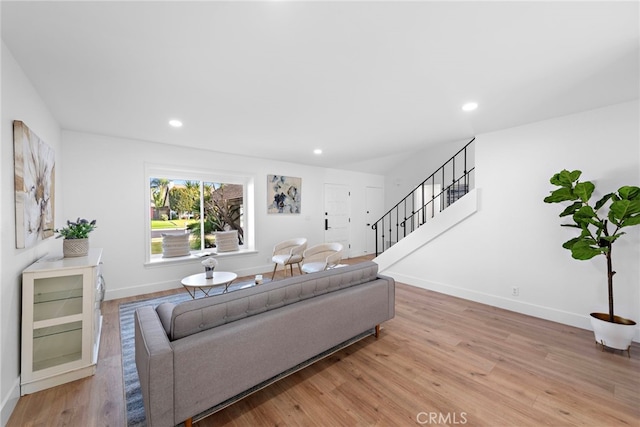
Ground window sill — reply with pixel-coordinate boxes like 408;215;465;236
144;248;257;268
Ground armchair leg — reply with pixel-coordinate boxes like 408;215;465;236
289;264;294;276
185;417;193;427
297;262;303;275
375;324;380;339
271;263;278;280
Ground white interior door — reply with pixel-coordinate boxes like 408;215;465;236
324;184;350;258
365;187;384;255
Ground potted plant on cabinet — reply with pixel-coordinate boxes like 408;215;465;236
544;170;640;353
55;218;97;257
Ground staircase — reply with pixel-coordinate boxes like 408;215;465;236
372;137;475;256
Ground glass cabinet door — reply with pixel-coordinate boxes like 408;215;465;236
33;274;83;321
32;322;83;371
32;274;84;371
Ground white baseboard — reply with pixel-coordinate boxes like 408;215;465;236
105;280;182;301
387;271;640;343
105;252;376;301
1;377;20;426
104;263;277;300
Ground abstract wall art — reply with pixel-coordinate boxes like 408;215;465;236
14;121;55;248
267;174;301;214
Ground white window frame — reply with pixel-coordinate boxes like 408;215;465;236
144;163;255;265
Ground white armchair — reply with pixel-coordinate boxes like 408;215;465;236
271;238;308;279
301;242;343;274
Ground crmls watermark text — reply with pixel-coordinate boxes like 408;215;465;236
416;411;468;425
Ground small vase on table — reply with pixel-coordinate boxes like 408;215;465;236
202;257;218;279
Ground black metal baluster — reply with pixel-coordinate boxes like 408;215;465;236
370;137;475;255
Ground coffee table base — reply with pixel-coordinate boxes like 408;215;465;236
181;271;238;299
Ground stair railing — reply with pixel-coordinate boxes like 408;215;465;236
373;138;475;256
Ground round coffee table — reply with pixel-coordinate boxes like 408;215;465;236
181;271;238;298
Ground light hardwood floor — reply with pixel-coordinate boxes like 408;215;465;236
9;256;640;426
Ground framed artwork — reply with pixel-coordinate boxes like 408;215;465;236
14;121;55;248
268;174;301;214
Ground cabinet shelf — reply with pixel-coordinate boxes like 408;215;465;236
34;321;83;339
33;297;83;322
34;288;83;304
21;248;103;395
33;313;83;330
33;352;83;372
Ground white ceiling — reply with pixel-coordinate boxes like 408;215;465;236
2;1;638;174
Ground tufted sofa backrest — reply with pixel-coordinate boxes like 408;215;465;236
164;261;380;341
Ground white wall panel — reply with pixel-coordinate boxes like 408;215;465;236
1;41;62;424
384;101;640;340
60;131;383;300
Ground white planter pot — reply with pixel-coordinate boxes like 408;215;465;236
63;238;89;257
590;312;636;351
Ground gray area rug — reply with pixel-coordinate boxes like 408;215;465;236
119;278;373;426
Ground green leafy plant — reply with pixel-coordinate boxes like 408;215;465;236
187;217;222;249
55;218;97;239
544;170;640;323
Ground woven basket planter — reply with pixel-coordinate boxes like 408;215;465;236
63;238;89;257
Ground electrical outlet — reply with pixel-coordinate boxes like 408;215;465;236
512;286;520;297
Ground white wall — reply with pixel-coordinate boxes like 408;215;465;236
1;41;63;424
1;38;384;422
383;101;640;339
384;137;473;209
61;131;384;300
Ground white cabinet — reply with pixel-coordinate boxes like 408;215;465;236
21;248;104;395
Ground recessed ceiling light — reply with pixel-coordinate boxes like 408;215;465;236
462;102;478;112
313;149;322;155
169;119;183;128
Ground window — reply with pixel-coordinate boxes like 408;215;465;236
146;166;253;262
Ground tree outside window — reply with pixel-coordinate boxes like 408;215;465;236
149;178;244;255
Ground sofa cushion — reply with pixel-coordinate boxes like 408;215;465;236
167;261;380;340
156;302;175;336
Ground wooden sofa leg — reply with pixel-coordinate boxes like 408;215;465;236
185;417;193;427
375;324;380;339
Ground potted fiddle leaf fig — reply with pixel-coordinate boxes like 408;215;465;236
544;170;640;352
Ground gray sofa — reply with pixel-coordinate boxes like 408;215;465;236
134;261;395;427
